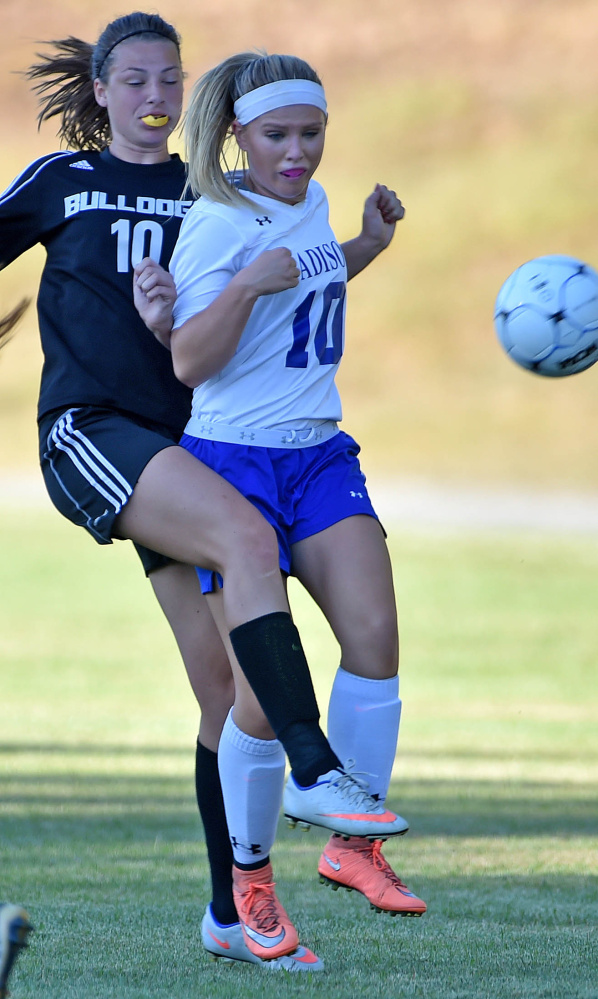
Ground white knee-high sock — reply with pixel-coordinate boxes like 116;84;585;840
327;667;401;802
218;710;286;866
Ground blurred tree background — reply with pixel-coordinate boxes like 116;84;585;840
2;0;598;489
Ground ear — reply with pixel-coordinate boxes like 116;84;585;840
93;78;108;108
231;120;248;151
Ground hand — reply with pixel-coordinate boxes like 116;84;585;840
133;257;177;348
361;184;405;253
237;247;300;297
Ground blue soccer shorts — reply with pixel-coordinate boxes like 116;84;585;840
179;429;380;593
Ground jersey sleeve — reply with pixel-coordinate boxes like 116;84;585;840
0;153;65;270
170;205;246;330
0;154;63;269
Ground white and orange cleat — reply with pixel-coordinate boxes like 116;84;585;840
318;836;426;916
284;767;409;839
232;863;299;961
201;904;324;972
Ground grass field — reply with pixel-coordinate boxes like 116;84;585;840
1;508;596;998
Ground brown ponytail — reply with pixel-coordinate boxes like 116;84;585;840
26;37;104;152
0;299;30;350
25;12;181;152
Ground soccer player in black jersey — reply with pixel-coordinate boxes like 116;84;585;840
0;11;409;973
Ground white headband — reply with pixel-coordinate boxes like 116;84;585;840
233;79;327;125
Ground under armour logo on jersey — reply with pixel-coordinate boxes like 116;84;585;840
255;215;272;226
69;159;94;171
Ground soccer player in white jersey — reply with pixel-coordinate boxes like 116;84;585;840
3;16;410;975
161;50;427;954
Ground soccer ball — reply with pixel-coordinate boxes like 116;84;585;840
493;254;598;376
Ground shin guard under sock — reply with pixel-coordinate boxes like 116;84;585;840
218;710;285;867
229;612;340;783
327;667;401;801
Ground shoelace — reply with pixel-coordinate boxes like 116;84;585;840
370;840;410;888
242;880;284;933
330;760;382;813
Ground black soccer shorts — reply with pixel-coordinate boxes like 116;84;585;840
39;405;179;575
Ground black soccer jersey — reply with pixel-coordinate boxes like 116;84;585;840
0;148;193;434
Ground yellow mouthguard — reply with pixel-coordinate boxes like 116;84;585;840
142;114;169;127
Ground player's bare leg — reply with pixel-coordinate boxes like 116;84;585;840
115;446;288;629
291;515;425;913
291;514;398;683
149;562;235;749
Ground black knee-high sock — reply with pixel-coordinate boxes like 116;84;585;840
229;611;340;785
194;740;237;926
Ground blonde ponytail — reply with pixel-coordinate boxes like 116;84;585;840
185;51;323;205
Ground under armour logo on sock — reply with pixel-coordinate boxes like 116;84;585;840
231;837;263;855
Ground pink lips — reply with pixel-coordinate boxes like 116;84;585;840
281;169;306;178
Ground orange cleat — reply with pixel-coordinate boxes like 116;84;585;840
233;863;299;960
318;836;427;916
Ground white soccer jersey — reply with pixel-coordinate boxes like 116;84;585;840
171;179;347;431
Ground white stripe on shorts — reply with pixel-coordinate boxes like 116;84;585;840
50;409;134;512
